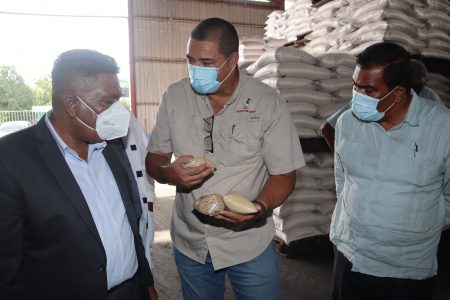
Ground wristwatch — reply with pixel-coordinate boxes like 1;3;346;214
252;200;269;219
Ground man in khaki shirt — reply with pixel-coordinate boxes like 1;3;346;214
146;18;304;300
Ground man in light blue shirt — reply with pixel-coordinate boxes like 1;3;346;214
330;42;450;300
320;59;442;151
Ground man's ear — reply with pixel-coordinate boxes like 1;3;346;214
393;86;407;103
64;94;78;118
230;52;239;67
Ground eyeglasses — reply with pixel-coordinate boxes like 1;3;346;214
203;115;214;153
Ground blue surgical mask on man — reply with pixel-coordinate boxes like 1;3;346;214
188;56;234;94
351;86;398;122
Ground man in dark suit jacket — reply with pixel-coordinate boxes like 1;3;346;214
0;49;156;300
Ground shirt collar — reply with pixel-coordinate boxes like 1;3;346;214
402;91;421;127
44;111;107;160
200;68;246;114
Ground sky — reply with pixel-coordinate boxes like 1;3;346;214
0;0;130;86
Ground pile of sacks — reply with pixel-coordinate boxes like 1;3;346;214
238;37;289;70
264;0;450;58
264;1;314;42
273;152;336;244
246;47;355;138
428;72;450;107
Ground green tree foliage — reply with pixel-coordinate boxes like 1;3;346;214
0;66;34;110
32;76;52;106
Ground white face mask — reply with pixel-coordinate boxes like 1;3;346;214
76;96;130;140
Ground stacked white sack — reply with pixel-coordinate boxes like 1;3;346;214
238;37;266;70
264;1;314;42
428;72;450;107
246;48;355;138
273;152;336;244
416;0;450;62
266;0;450;58
239;37;290;70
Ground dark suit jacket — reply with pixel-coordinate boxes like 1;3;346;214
0;118;153;300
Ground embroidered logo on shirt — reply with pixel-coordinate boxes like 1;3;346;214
236;98;256;113
247;115;262;122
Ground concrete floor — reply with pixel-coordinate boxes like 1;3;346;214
152;184;450;300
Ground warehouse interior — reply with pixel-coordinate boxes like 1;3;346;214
126;0;450;299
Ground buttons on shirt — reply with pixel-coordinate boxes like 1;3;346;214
98;265;105;273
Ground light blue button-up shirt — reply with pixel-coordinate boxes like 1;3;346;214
45;112;138;289
330;94;450;279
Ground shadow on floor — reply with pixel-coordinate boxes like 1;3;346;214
152;195;450;300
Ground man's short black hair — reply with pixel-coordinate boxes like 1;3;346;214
51;49;119;100
357;42;412;93
190;18;239;57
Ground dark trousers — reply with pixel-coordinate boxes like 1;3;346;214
108;273;146;300
332;247;434;300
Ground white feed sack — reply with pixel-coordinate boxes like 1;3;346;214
286;101;318;117
295;176;320;190
334;88;353;102
279;88;337;105
318;102;348;119
295;126;319;138
418;29;450;43
262;77;317;90
421;48;450;61
428;72;450;87
274;198;336;218
426;0;450;13
318;53;356;69
254;62;334;80
265;38;289;48
316;78;353;92
273;202;316;217
415;7;450;21
427;39;450;52
304;152;334;168
246;47;318;75
297;166;334;179
239;37;265;50
291;114;325;130
302;153;317;165
238;37;266;68
275;226;326;244
317;175;336;191
273;212;332;231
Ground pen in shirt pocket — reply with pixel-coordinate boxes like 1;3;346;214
232;124;236;134
414;142;418;157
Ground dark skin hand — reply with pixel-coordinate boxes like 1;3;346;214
146;151;296;225
320;121;335;151
148;285;157;300
214;172;296;225
146;153;214;190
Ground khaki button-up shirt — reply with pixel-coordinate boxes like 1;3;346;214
148;71;305;270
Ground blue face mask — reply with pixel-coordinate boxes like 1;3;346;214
351;87;398;122
188;56;234;94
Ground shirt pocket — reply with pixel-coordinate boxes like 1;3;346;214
224;121;262;166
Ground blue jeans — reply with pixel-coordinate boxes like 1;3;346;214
173;242;281;300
